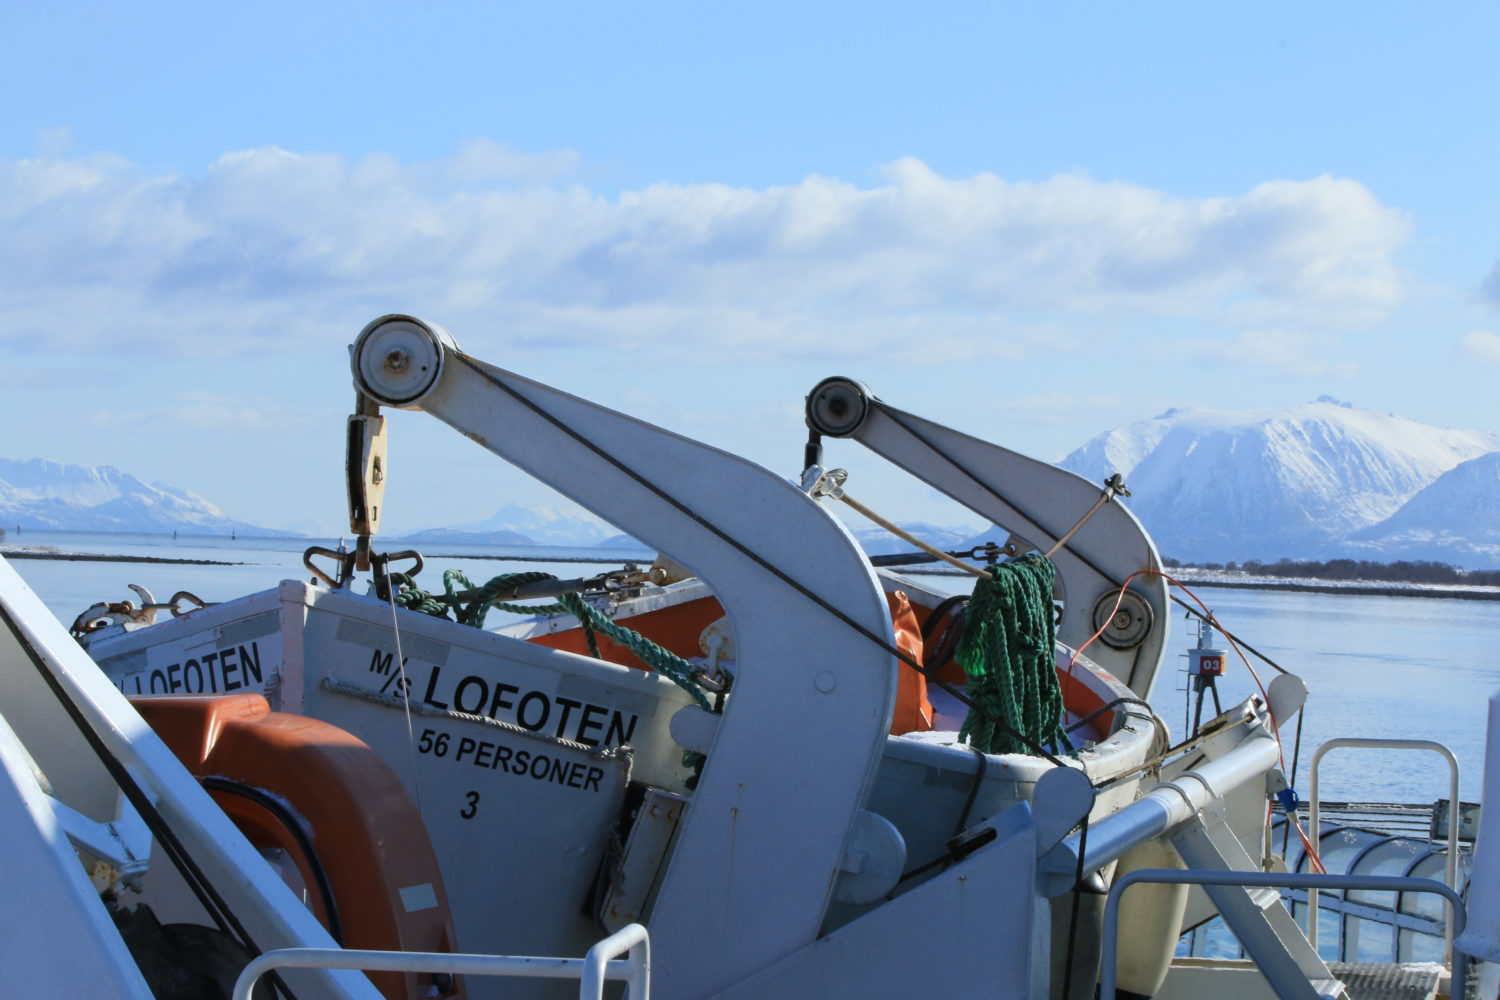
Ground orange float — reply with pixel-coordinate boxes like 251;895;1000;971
527;589;935;736
132;693;463;1000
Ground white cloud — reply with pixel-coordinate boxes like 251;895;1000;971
86;390;318;435
1171;329;1360;379
35;126;74;158
0;147;1411;362
1483;263;1500;308
1458;330;1500;364
979;389;1157;429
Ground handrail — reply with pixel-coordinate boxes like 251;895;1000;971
1100;869;1467;1000
1308;738;1460;957
1044;729;1281;893
231;922;650;1000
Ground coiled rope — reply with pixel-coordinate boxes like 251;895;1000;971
390;570;712;711
956;554;1069;756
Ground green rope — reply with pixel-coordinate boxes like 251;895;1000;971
389;573;453;618
392;569;711;712
955;554;1068;756
554;592;712;712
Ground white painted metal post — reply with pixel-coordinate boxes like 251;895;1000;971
1457;691;1500;964
581;922;651;999
1307;738;1460;957
1045;729;1281;886
232;924;651;1000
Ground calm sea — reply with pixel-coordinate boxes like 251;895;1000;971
7;529;1497;806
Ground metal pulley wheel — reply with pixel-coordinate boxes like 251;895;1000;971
351;315;457;408
1090;587;1154;649
805;377;875;437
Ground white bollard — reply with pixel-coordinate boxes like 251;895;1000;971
1456;691;1500;963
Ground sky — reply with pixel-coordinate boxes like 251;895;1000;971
3;1;1497;537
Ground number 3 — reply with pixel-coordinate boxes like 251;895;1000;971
461;790;479;819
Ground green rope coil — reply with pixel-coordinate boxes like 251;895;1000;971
955;554;1068;756
388;573;453;618
554;593;712;711
392;569;712;712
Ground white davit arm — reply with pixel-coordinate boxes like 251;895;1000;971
804;376;1170;697
349;315;899;998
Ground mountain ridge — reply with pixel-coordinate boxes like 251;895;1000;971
0;457;284;536
1061;401;1500;567
8;396;1500;570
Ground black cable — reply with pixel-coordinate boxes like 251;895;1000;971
1171;595;1290;675
892;850;955;886
1283;709;1307;857
870;407;1169;694
867;551;942;567
1059;813;1091;1000
954;744;989;838
870;405;1295;683
877;407;1111;584
201;777;344;945
1;602;297;1000
454;354;1071;768
890;746;997;891
1063;696;1153;736
920;600;968;679
919;595;969;643
1289;709;1305;789
1092;712;1247;793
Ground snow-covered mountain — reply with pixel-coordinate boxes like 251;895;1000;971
400;503;626;547
0;458;282;535
1061;398;1500;565
1344;451;1500;568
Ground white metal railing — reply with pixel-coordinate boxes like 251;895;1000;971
1308;738;1460;956
1047;731;1282;889
1099;869;1468;1000
231;922;650;1000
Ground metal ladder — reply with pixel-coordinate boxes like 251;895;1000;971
1100;816;1469;1000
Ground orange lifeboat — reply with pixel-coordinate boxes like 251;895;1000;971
132;693;462;1000
527;588;935;736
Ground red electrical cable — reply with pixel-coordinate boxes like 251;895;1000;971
1066;567;1327;874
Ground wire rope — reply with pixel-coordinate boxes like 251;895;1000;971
450;352;1070;768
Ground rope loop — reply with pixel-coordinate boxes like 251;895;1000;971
389;569;713;712
956;554;1070;756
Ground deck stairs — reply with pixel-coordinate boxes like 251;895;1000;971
1162;811;1454;1000
1169;810;1348;999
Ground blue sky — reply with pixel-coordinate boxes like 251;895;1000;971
3;2;1497;536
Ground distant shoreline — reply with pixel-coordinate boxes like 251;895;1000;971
7;543;1500;602
1171;576;1500;602
0;543;643;568
0;546;242;566
419;551;650;564
897;564;1500;602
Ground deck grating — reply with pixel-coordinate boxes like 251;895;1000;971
1329;962;1443;1000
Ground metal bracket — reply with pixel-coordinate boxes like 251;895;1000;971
346;401;388;538
370;550;425;602
51;792;152;897
303;545;357;589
